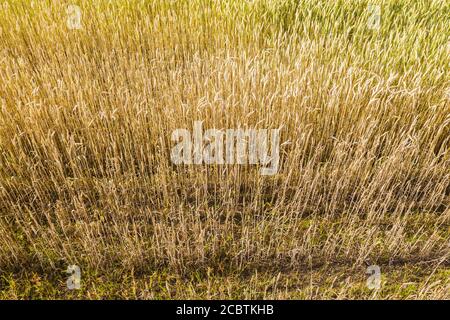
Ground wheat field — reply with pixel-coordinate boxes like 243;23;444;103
0;0;449;299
